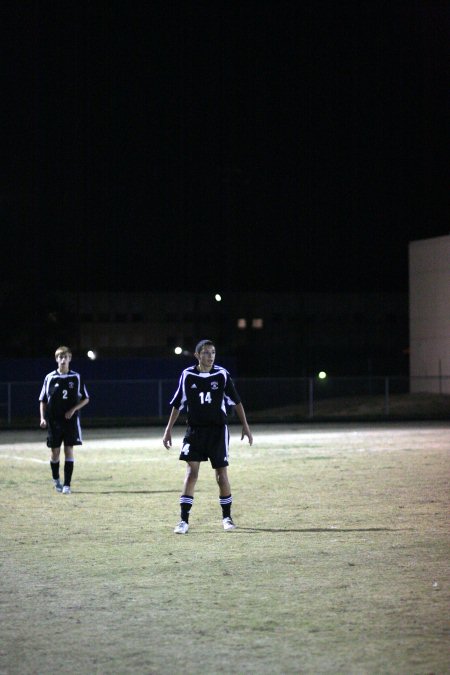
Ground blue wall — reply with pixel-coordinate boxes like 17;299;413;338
0;356;238;422
0;356;237;383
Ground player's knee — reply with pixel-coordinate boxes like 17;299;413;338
215;470;227;486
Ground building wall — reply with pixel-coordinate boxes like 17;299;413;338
72;290;408;377
0;287;409;377
409;235;450;392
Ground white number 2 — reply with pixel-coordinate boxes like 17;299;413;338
199;391;212;404
62;390;68;399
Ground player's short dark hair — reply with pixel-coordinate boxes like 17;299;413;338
195;339;215;354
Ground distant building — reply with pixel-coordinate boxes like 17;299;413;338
57;290;408;377
409;235;450;393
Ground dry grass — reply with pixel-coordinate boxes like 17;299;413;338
0;423;449;674
252;393;450;422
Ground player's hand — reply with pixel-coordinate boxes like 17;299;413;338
241;427;253;446
65;410;74;420
163;433;172;449
40;419;47;429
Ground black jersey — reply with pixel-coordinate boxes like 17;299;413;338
170;364;241;426
39;370;89;420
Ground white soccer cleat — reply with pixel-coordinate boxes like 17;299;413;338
174;521;189;534
62;485;71;494
223;517;236;531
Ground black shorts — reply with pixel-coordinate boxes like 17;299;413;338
46;416;83;449
179;425;230;469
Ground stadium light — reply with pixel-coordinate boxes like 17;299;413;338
318;371;327;379
214;293;222;302
174;346;183;355
87;350;97;360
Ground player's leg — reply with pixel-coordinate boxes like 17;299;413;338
62;444;74;493
216;467;235;528
215;465;231;497
48;419;63;492
61;416;82;494
182;460;200;495
212;426;235;530
50;446;63;492
174;461;200;533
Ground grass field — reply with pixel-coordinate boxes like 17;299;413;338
1;422;449;674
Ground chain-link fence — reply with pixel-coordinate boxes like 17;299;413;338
1;376;449;428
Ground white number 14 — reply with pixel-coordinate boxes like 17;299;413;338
199;391;212;404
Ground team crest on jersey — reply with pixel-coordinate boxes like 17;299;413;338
69;382;74;388
211;381;219;390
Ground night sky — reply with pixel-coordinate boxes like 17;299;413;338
2;1;449;294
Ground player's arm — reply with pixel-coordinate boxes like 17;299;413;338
163;406;180;448
234;402;253;446
65;396;90;420
39;401;47;428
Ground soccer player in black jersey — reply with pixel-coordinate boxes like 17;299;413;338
163;339;253;533
39;346;90;494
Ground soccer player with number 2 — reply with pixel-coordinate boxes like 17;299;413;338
163;339;253;534
39;346;90;494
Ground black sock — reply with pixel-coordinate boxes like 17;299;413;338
220;494;232;519
180;495;193;523
64;460;74;486
50;460;60;480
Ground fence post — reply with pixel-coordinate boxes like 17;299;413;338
384;377;389;416
308;377;314;418
7;382;12;426
158;379;163;419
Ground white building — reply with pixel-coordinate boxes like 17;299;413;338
409;234;450;393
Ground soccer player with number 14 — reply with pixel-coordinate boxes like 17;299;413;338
163;339;253;533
